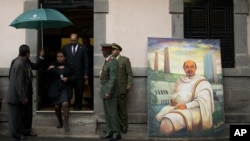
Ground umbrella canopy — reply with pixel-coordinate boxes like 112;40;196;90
9;8;73;29
10;8;73;48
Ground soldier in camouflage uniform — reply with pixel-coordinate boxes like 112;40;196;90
99;44;121;141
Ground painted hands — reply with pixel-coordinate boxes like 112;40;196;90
175;103;187;110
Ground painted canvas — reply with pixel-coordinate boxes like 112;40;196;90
147;37;225;137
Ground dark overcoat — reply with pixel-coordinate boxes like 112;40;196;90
46;62;76;98
7;57;29;104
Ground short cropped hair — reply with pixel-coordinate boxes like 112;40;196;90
19;44;30;57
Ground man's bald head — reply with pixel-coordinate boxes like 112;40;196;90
183;60;197;77
70;33;78;43
183;60;197;68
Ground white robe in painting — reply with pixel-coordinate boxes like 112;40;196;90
156;75;214;132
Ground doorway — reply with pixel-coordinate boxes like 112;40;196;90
37;1;94;111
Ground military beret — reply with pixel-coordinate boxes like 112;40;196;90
100;43;113;51
111;43;122;51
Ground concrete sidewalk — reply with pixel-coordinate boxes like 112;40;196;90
0;118;231;141
0;135;140;141
0;135;229;141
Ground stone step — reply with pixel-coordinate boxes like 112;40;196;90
97;123;229;141
0;121;231;141
33;112;95;127
33;126;98;138
97;123;148;140
0;111;231;141
97;123;147;133
0;112;97;137
0;122;9;136
32;112;97;136
0;101;8;113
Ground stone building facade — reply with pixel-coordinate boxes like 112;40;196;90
0;0;250;139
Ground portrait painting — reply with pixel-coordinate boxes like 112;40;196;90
147;37;225;137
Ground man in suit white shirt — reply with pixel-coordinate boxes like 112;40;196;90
62;33;88;110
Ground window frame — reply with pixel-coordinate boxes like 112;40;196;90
184;0;234;68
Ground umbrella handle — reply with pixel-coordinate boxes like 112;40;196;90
40;2;43;48
41;29;43;48
41;20;43;48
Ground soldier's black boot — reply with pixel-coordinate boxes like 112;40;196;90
100;131;113;139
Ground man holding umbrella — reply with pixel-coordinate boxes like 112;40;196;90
21;47;45;139
7;45;45;141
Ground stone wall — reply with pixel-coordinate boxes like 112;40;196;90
0;0;39;121
0;69;9;121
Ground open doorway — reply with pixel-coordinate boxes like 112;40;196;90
37;1;93;111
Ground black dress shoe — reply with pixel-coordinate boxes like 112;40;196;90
109;134;121;141
121;127;127;134
100;133;113;139
24;132;37;136
21;135;26;140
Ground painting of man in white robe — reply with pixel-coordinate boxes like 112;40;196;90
147;38;225;137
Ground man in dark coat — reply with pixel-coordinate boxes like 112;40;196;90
82;37;94;109
22;51;44;138
99;44;121;141
62;33;88;110
7;44;44;141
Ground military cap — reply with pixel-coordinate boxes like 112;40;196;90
101;43;113;51
111;43;122;51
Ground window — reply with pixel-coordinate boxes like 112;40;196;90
184;0;234;68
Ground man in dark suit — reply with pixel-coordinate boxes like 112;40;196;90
100;44;121;141
7;45;44;141
111;43;133;134
62;33;88;110
22;48;44;138
82;37;93;109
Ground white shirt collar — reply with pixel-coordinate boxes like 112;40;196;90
72;44;78;50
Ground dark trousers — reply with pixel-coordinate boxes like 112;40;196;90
73;79;84;108
103;98;120;136
22;84;33;134
88;76;94;99
8;103;23;141
118;93;128;129
88;75;93;105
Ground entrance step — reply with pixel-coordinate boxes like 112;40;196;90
97;123;148;140
32;112;98;138
0;122;9;136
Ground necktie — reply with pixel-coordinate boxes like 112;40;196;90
72;46;76;56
